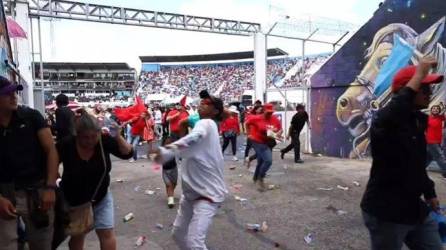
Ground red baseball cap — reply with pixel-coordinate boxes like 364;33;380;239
264;103;274;113
391;65;444;93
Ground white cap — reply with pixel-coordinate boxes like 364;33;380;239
228;105;239;114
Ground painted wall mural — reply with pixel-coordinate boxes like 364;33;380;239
310;0;446;158
0;2;15;81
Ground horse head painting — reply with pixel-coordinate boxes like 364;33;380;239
336;17;446;159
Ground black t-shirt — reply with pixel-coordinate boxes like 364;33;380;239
0;106;48;184
57;135;133;206
55;106;75;141
290;111;309;135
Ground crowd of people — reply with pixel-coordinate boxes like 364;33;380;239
137;55;329;102
1;75;314;250
3;57;446;250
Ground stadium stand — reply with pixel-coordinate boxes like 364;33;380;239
138;49;329;102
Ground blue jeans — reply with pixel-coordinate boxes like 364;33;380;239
93;191;114;229
362;211;442;250
128;135;140;160
426;144;446;173
251;141;272;180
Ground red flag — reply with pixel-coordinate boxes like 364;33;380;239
114;97;147;122
179;95;187;107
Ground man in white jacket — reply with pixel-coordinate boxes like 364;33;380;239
153;90;227;250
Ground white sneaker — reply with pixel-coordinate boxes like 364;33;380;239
167;196;175;209
129;159;136;163
232;156;238;161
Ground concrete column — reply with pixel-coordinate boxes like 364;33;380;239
14;1;34;107
254;32;266;103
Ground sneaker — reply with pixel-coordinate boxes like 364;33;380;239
256;179;266;192
280;151;285;160
129;159;136;163
167;197;175;209
295;159;304;164
232;156;238;162
141;155;148;159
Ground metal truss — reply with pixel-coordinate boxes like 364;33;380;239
7;0;261;36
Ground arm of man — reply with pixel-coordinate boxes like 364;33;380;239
422;170;439;212
103;133;133;159
37;127;58;211
406;57;437;92
155;120;208;163
306;112;311;129
376;58;437;127
166;112;180;122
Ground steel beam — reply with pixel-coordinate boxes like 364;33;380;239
7;0;260;36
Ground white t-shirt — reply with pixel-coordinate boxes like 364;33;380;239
154;110;162;124
159;119;227;202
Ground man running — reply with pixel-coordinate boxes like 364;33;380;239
152;90;227;250
281;103;310;163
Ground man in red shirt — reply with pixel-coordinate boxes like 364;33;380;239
245;103;282;191
426;103;446;177
220;106;240;164
163;103;189;208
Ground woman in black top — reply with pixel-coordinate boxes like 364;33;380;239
57;109;133;250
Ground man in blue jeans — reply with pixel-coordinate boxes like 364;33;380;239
245;103;282;192
361;59;444;250
426;103;446;177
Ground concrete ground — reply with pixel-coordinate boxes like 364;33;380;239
58;142;446;250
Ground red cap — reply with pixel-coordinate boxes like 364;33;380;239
391;65;444;93
264;103;274;113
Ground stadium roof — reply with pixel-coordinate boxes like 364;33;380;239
33;62;135;72
139;48;288;63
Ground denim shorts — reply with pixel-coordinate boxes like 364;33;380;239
93;191;114;229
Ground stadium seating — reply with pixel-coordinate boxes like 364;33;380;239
138;55;329;102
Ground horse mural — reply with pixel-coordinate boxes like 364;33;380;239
336;17;446;159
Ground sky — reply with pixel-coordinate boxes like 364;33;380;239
31;0;383;71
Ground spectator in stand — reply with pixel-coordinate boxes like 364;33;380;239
426;103;446;176
245;103;282;192
163;103;189;208
220;106;240;165
55;94;75;142
136;56;329;103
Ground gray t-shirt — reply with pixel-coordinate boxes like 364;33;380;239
159;119;227;202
